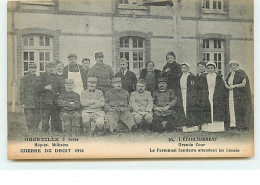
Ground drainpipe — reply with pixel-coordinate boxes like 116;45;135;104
11;3;16;112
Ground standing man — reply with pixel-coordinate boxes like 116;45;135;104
88;52;114;94
81;77;105;135
115;58;137;93
130;79;153;131
20;62;41;132
56;60;66;92
162;51;182;90
104;77;136;133
81;57;91;89
63;53;87;94
37;61;62;133
152;78;178;132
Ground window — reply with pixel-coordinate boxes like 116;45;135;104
202;39;225;75
202;0;225;14
119;0;137;5
119;36;145;77
22;35;53;76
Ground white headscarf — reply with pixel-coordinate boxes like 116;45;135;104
206;61;216;68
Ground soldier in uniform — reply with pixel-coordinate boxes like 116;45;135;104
57;79;81;137
115;58;137;93
130;79;153;131
20;62;41;132
152;78;178;132
37;61;62;133
88;52;114;94
56;60;66;92
104;77;137;133
82;57;91;89
81;77;105;135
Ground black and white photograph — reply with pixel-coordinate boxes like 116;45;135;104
7;0;254;159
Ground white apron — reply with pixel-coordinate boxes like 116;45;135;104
68;64;84;95
228;71;236;127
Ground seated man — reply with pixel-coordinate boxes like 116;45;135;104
80;77;105;135
57;79;81;137
153;78;177;132
104;77;137;133
130;79;153;131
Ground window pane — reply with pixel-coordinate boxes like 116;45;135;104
40;62;45;71
120;52;124;59
213;1;217;9
214;53;217;61
120;38;124;48
124;38;129;48
218;1;222;9
206;0;210;9
206;53;210;61
218;62;221;69
133;62;138;69
45;37;50;46
133;52;138;61
214;40;217;48
29;52;34;61
125;52;129;60
45;52;50;61
218;53;221;61
23;37;28;46
40;52;44;61
29;37;34;46
23;52;28;61
40;36;44;46
218;40;221;48
139;62;143;69
24;62;28;71
139;52;143;61
133;38;137;48
138;39;143;48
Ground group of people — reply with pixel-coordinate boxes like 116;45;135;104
19;51;252;137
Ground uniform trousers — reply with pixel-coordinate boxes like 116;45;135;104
24;108;41;129
152;113;174;132
81;110;105;132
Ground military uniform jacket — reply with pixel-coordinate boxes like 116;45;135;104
20;73;40;108
37;73;62;107
88;63;114;93
115;70;137;93
129;91;153;112
104;88;130;112
57;91;81;113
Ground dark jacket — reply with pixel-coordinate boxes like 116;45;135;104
115;70;137;93
225;69;252;129
139;68;161;94
63;63;88;90
176;72;198;127
37;73;62;108
20;73;40;108
162;62;182;90
57;91;81;113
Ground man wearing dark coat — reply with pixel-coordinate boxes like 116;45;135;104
20;62;41;132
37;61;63;133
115;58;137;93
162;51;182;90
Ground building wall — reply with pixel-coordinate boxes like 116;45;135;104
7;0;254;107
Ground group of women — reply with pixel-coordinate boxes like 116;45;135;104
139;51;252;132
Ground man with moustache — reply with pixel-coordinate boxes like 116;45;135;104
88;52;114;94
115;58;137;93
56;60;66;92
80;77;105;135
37;61;63;133
81;57;91;89
20;62;41;132
104;77;136;133
130;79;153;131
152;77;178;132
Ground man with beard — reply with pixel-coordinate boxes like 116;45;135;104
152;78;178;132
80;77;105;135
130;79;153;131
115;58;137;93
104;77;136;133
56;60;66;92
88;52;114;94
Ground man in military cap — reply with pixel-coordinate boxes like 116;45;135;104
152;77;178;132
104;77;136;133
81;57;91;89
130;79;153;131
88;52;114;94
37;61;63;133
115;58;137;93
20;62;41;132
80;77;105;135
63;53;87;94
57;79;81;137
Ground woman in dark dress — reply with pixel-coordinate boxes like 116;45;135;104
176;63;199;132
225;59;252;130
139;61;161;95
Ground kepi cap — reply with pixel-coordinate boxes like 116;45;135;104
158;77;167;83
137;79;146;85
45;61;56;67
68;53;77;58
29;62;37;68
112;77;121;84
95;52;104;58
65;79;74;84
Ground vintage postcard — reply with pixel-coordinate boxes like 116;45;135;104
7;0;254;159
